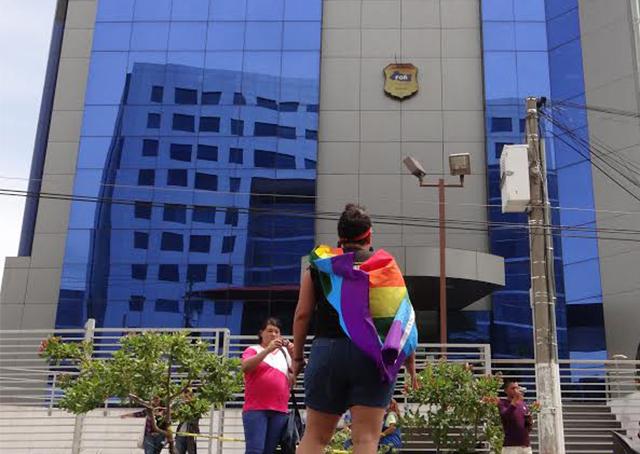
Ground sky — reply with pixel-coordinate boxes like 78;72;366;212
0;0;56;282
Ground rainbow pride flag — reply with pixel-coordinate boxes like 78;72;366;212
309;245;418;383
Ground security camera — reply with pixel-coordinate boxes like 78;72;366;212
403;156;427;179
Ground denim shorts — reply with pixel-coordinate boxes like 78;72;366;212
304;337;395;415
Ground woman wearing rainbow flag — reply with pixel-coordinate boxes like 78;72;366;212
291;204;419;454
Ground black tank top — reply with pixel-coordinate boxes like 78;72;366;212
312;247;374;338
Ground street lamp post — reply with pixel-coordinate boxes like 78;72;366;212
403;154;471;345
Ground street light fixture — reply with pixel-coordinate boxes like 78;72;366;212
448;153;472;177
403;153;471;347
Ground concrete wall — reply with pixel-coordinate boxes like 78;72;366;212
316;0;489;272
0;0;97;330
579;0;640;359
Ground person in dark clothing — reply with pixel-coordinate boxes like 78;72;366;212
489;379;535;454
291;203;418;454
121;396;167;454
176;389;200;454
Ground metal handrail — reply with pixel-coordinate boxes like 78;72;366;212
2;326;639;453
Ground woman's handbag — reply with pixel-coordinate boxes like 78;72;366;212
280;389;305;454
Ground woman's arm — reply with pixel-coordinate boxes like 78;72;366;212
120;410;145;419
241;339;281;373
404;352;418;389
292;270;315;375
381;423;397;437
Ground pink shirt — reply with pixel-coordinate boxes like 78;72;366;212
242;345;290;413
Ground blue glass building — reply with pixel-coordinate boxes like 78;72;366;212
481;0;606;358
6;0;636;360
55;0;322;335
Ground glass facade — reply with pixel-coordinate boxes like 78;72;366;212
48;0;608;356
481;0;606;358
56;0;322;335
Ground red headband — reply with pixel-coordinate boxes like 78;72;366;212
339;227;372;243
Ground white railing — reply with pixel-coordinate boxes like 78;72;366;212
1;324;638;453
0;323;230;454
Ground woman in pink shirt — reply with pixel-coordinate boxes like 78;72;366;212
241;317;294;454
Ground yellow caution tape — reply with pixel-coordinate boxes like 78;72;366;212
175;432;350;453
175;431;245;443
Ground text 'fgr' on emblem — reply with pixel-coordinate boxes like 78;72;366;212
384;63;419;100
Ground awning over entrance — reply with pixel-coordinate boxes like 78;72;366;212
194;247;504;311
402;247;505;311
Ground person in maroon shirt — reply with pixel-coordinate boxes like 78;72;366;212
487;379;535;454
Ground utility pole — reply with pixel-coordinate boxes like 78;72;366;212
525;96;566;454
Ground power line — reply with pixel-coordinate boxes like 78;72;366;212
545;107;640;184
542;110;639;189
554;100;640;120
2;173;640;218
548;105;640;180
540;110;640;205
2;187;640;244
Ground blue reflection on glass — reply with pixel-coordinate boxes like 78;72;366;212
205;51;244;72
246;22;283;50
81;106;121;137
282;52;320;79
479;0;606;359
77;137;112;169
247;0;284;20
169;22;207;51
167;51;206;68
546;0;578;19
244;51;282;76
85;53;129;105
172;0;209;20
514;0;546;21
209;0;247;21
207;22;245;50
482;22;516;51
59;0;323;332
285;0;322;20
481;0;513;20
547;9;580;49
283;22;322;50
548;40;584;100
92;23;132;51
483;53;518;102
133;0;171;21
131;23;170;51
515;23;548;51
516;52;550;97
96;0;135;22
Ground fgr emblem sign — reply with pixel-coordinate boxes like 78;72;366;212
383;63;418;99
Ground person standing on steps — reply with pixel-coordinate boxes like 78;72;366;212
486;379;537;454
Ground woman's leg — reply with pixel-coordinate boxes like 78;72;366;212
349;405;386;454
143;433;164;454
175;435;186;454
296;408;341;454
263;411;289;454
243;410;268;454
143;435;155;454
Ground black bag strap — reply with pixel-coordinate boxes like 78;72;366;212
279;347;303;416
289;387;301;414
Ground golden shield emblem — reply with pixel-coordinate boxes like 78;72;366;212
383;63;419;100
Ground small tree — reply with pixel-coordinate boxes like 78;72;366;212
39;332;242;454
402;361;503;453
